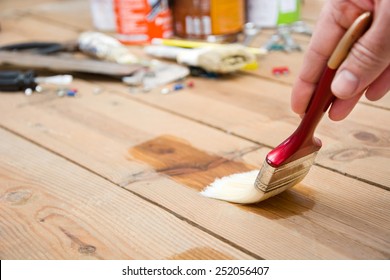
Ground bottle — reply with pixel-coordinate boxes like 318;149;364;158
114;0;173;45
246;0;300;28
90;0;116;31
172;0;245;42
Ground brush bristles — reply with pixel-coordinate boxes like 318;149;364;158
201;152;318;204
254;152;318;193
200;170;263;204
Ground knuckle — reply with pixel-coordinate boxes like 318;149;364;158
348;40;384;70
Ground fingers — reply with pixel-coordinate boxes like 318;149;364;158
290;2;363;115
331;8;390;100
328;91;363;121
291;3;345;114
291;78;316;115
328;65;390;121
365;65;390;101
290;0;390;120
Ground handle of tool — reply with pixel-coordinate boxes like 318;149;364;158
0;70;37;92
267;12;372;167
0;51;141;76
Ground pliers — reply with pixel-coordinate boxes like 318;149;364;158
0;41;77;54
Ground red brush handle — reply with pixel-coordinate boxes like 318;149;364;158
266;67;336;167
265;12;372;168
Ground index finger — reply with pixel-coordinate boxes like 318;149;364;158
291;2;366;115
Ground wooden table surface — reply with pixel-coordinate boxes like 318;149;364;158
1;0;389;260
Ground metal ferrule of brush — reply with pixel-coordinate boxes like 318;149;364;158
254;152;318;193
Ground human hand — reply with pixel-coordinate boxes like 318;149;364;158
291;0;390;121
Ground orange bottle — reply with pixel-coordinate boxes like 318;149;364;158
114;0;173;44
172;0;244;42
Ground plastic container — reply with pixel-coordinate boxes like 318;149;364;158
246;0;301;28
114;0;173;45
90;0;116;31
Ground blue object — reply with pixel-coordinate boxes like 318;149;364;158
173;83;184;91
66;90;76;96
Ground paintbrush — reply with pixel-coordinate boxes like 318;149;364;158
201;12;372;204
144;44;256;73
151;38;268;56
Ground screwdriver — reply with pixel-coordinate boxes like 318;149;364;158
0;70;38;92
0;70;73;94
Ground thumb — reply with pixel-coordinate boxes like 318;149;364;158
331;11;390;100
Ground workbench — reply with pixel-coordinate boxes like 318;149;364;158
1;0;389;260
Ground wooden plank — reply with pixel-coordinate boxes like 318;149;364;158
126;164;390;260
0;79;258;185
103;75;390;189
0;79;388;259
0;51;141;76
300;0;326;22
28;0;93;31
0;0;92;31
127;136;390;259
0;128;253;260
0;0;56;15
0;16;77;46
1;0;389;260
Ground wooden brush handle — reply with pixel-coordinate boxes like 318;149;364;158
267;12;372;167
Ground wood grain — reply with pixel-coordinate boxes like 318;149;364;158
0;0;389;260
1;85;388;259
130;135;255;191
105;75;390;189
0;128;253;260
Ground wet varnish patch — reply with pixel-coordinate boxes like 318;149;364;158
129;135;255;191
167;247;236;260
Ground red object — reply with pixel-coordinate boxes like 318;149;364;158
114;0;173;44
187;81;194;88
266;67;336;167
272;66;289;75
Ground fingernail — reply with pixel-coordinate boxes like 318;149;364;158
332;70;359;98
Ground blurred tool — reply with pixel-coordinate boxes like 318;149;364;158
0;41;142;76
145;44;255;73
0;70;38;92
0;41;76;54
35;74;73;85
262;22;311;52
78;31;138;64
291;21;312;36
151;38;267;56
0;70;72;93
146;0;167;21
122;60;189;91
0;51;141;77
278;25;302;52
242;22;261;46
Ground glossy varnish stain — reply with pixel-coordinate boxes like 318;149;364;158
167;247;235;260
130;135;255;191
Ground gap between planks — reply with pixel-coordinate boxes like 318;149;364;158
0;124;264;259
98;85;390;192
